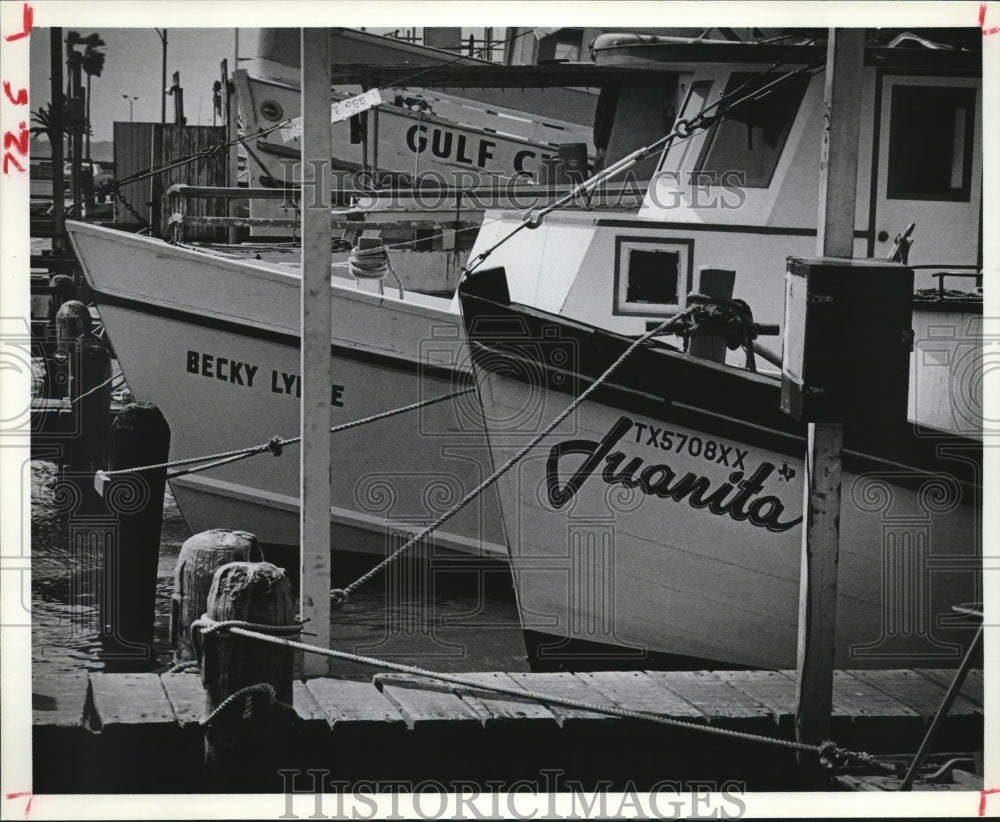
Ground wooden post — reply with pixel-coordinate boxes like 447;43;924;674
223;58;240;245
794;28;864;787
49;274;78;322
69;57;84;222
171;529;263;664
300;29;333;676
55;300;92;353
50;28;66;252
200;561;297;790
72;333;112;473
99;403;171;670
688;266;735;364
51;299;91;400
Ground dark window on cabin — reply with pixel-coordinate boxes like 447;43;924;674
626;249;680;305
887;86;976;201
414;228;437;252
537;29;583;63
695;71;809;188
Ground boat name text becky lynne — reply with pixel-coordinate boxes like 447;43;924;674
546;416;802;534
186;350;346;407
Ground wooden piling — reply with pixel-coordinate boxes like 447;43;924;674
99;403;171;670
73;333;112;471
199;561;298;790
56;300;92;346
688;266;736;364
171;529;263;664
300;28;334;676
52;300;92;401
795;27;865;790
49;274;79;321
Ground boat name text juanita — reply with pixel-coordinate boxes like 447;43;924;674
545;416;803;533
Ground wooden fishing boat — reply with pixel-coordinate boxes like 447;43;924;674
66;220;506;560
458;265;981;669
66;30;982;610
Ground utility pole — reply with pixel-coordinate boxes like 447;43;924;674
122;94;137;122
155;29;167;124
50;28;66;251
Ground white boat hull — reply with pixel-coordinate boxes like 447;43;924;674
67;221;507;559
460;269;981;669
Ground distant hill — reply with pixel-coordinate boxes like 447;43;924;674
30;136;115;163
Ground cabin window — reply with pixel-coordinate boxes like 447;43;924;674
614;237;693;316
694;71;809;188
537;29;583;63
887;86;976;201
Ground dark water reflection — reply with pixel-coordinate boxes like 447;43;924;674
30;461;528;677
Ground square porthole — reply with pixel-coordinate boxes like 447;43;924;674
614;237;693;316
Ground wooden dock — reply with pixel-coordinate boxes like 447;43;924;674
32;668;983;793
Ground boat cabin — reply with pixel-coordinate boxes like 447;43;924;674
466;32;983;435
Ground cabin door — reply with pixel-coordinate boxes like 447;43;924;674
870;74;981;278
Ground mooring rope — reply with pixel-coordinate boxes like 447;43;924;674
94;387;473;481
331;303;736;606
68;372;125;405
347;244;405;299
674;293;760;372
191;614;893;773
200;682;278;726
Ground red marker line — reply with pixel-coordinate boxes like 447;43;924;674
980;3;1000;35
3;3;32;42
5;791;34;818
980;788;999;816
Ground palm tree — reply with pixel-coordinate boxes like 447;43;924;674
29;101;60;144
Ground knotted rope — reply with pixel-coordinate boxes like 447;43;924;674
347;244;404;299
670;293;760;372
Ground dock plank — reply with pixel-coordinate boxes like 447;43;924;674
646;671;772;721
831;671;920;718
159;673;207;728
714;670;798;725
505;672;617;727
374;674;480;730
577;671;705;721
850;669;981;718
915;669;984;707
448;672;558;728
32;674;89;728
292;680;329;727
85;673;175;731
306;678;405;731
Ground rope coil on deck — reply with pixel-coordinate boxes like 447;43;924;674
348;244;405;299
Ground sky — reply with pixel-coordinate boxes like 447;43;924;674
28;26;503;146
30;28;261;143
